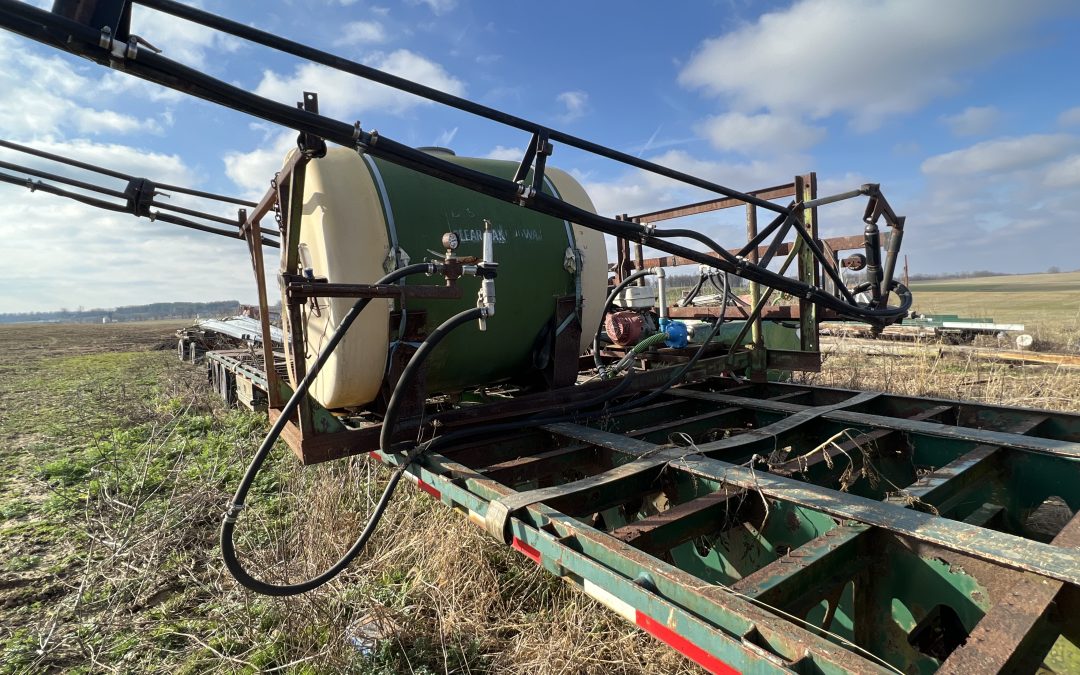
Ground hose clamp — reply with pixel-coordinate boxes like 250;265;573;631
223;502;245;524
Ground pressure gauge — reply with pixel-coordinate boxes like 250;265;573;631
441;231;460;251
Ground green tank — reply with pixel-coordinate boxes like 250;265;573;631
288;147;607;409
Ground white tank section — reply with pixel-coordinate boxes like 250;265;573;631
281;148;609;410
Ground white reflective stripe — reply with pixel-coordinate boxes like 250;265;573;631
583;579;636;623
466;509;485;529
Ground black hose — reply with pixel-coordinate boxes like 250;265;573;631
593;270;654;371
678;273;706;307
380;307;485;453
414;367;640;457
220;262;434;596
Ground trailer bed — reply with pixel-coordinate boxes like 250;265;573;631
201;350;1080;674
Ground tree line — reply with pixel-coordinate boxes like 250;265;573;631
0;300;242;324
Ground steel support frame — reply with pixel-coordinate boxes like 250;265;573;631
355;377;1079;674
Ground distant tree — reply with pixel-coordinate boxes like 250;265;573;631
1047;266;1061;274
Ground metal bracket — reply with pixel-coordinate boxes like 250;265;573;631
123;177;156;218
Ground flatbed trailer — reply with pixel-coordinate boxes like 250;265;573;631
822;315;1028;345
3;2;1076;671
202;348;1080;674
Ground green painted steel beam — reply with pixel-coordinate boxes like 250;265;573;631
730;523;870;609
670;389;1080;459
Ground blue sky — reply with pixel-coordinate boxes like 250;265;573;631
2;0;1080;312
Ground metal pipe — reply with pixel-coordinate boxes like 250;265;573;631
746;204;763;351
0;158;128;198
135;0;788;214
879;225;904;300
0;138;256;206
801;187;867;210
0;0;910;322
655;267;668;321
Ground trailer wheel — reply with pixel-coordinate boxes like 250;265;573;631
177;339;188;362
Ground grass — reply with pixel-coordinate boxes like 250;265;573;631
2;305;1077;673
0;322;694;674
908;271;1080;349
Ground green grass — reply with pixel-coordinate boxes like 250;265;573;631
0;323;695;674
907;271;1080;348
0;336;308;673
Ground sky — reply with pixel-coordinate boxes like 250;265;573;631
2;0;1080;312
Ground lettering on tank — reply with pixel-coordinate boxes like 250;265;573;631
456;227;544;244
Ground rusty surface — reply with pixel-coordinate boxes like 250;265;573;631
629;183;796;223
285;280;463;300
730;523;870;609
937;510;1080;674
607;487;753;555
637;234;865;270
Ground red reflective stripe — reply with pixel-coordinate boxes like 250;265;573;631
367;451;383;463
417;479;440;499
511;536;541;564
636;612;740;675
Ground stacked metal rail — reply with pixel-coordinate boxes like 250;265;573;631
377;379;1080;674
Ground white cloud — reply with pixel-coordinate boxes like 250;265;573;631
334;21;388;46
223;132;297;198
254;49;465;119
129;4;240;70
1058;106;1080;127
484;145;525;161
410;0;456;14
905;132;1080;274
556;90;589;123
697;112;825;155
679;0;1071;131
1043;155;1080;188
941;105;1001;136
0;33;174;139
921;134;1078;175
72;108;163;135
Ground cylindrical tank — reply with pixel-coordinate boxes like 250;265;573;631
284;146;608;409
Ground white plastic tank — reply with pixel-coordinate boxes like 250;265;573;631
282;147;608;409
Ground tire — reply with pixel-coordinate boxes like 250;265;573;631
177;339;187;362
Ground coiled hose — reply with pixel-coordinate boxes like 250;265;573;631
608;331;669;376
221;263;481;596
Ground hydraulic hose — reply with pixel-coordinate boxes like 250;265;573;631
380;307;486;453
593;270;654;371
416;367;641;457
679;273;706;307
221;262;436;596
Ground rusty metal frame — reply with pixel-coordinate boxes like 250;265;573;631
607;173;873;380
354;377;1080;674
